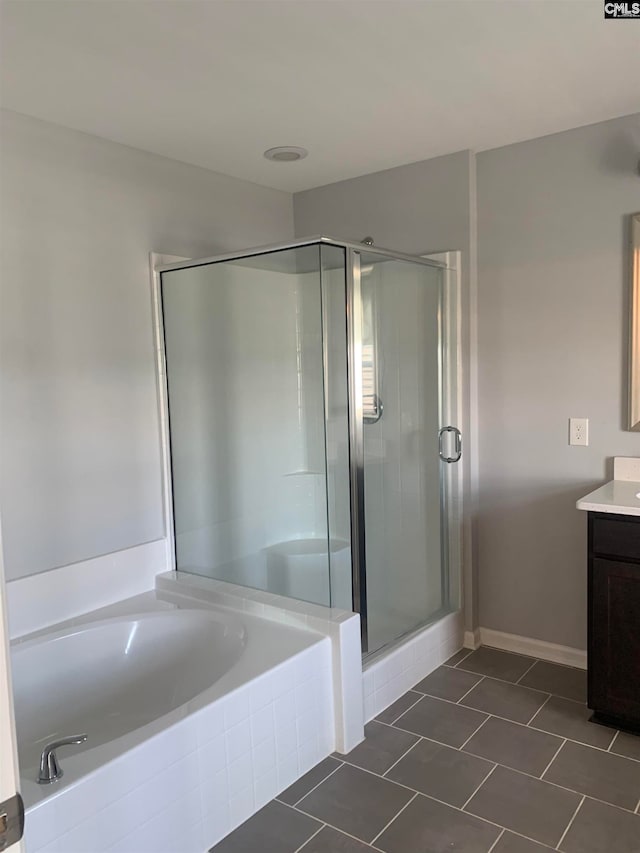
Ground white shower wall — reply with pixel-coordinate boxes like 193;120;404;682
163;263;331;596
162;251;449;635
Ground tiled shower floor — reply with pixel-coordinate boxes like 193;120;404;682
211;647;640;853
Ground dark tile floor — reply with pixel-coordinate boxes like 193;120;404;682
211;647;640;853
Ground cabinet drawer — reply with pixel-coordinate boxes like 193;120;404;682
591;515;640;561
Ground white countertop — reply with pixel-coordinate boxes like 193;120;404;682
576;479;640;517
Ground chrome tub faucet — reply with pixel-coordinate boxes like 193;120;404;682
37;734;88;784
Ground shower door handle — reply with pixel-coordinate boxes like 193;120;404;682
363;393;384;425
439;426;462;463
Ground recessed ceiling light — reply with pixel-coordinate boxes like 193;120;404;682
263;146;308;162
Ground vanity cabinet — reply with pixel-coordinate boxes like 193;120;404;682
588;512;640;731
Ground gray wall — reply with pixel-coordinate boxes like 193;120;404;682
294;151;473;258
477;113;640;650
5;104;636;650
0;110;293;581
294;151;479;634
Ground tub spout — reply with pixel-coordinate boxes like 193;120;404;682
37;734;88;784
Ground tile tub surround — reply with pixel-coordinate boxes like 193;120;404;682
362;609;464;722
18;589;339;853
156;570;364;754
216;647;640;853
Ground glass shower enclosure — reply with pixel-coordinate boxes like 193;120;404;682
158;237;461;656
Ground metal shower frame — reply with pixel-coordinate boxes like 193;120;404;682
153;235;453;656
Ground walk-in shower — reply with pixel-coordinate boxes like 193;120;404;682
157;237;461;656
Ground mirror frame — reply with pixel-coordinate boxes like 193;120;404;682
630;213;640;431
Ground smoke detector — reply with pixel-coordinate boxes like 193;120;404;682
263;146;308;162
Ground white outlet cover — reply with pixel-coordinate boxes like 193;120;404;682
569;417;589;446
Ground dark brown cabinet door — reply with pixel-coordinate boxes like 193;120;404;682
589;556;640;725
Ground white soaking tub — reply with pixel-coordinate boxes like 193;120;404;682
13;608;247;773
13;587;342;853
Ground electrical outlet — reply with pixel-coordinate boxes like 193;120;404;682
569;417;589;446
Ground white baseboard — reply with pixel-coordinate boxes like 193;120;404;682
464;629;481;650
479;627;587;670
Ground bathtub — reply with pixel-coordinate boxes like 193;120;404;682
13;586;344;853
13;607;247;774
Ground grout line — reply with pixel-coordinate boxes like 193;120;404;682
457;675;486;704
420;664;520;688
447;648;474;667
458;715;491;751
407;687;520;714
320;752;427;797
460;763;498;810
370;792;418;847
293;823;325;853
486;828;506;853
387;689;640;766
525;726;640;765
320;749;609;831
426;662;584;704
282;801;386;853
388;692;425;724
290;758;589;853
607;730;620;752
370;718;640;818
364;691;640;816
515;659;539;684
487;763;640;815
382;738;423;777
426;792;506;829
540;738;567;780
555;795;585;851
564;731;638;767
385;712;490;757
525;692;553;726
453;651;540;679
387;715;640;787
293;761;344;807
375;718;404;730
459;792;563;846
430;668;523;689
281;697;640;853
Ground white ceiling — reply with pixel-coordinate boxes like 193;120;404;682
2;0;639;193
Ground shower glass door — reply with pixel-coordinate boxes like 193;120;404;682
158;237;458;657
355;252;451;655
